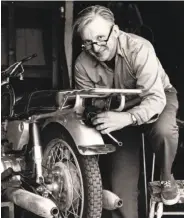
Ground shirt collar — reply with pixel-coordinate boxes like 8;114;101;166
116;31;126;58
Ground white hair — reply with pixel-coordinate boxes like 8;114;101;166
73;5;115;35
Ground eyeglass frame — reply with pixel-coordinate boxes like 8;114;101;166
81;25;114;50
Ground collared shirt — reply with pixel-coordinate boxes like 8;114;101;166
74;31;173;125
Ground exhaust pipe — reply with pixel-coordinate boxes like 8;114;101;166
103;190;123;210
4;188;59;218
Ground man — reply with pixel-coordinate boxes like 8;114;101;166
73;5;180;218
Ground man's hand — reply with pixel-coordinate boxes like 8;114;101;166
92;111;133;134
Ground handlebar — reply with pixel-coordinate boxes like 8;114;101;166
20;53;37;64
1;53;37;84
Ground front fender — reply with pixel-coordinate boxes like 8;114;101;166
42;112;115;155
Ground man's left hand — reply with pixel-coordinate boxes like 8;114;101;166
92;111;133;134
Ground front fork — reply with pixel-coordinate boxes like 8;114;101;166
29;111;61;185
31;122;44;184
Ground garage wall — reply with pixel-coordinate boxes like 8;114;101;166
1;1;70;89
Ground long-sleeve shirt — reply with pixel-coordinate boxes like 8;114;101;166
74;31;173;125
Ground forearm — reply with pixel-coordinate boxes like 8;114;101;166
127;93;166;125
128;42;167;125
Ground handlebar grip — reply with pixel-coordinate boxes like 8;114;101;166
21;53;37;63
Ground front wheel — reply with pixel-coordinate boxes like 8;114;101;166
42;131;103;218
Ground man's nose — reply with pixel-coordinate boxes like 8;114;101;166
92;43;101;53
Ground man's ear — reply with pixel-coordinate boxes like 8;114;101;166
113;25;120;38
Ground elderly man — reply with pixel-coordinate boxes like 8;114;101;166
73;5;179;218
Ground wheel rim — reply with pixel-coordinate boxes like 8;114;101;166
43;138;84;218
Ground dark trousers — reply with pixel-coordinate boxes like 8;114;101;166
106;88;179;218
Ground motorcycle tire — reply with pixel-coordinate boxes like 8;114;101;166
41;127;103;218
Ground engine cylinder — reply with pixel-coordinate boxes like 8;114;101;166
1;156;24;182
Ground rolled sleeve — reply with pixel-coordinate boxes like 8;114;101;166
128;43;166;125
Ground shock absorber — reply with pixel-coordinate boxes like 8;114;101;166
32;122;44;184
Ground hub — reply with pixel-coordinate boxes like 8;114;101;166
45;161;81;211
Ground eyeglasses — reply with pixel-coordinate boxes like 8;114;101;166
82;25;114;50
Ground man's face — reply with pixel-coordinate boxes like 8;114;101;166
81;16;118;62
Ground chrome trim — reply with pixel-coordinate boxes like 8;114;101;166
78;144;116;155
32;123;44;184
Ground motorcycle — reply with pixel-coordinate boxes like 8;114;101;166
1;54;142;218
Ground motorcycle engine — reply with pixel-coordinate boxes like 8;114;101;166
1;155;25;189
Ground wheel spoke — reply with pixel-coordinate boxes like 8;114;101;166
58;147;64;160
67;205;80;218
55;145;61;161
61;211;67;218
64;159;82;201
43;139;84;218
51;149;56;164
